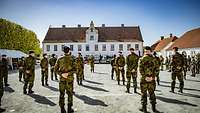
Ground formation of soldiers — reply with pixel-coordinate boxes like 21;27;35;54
0;45;200;113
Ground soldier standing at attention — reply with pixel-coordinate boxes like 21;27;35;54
196;53;200;74
49;54;58;81
18;57;25;82
153;52;161;85
182;51;188;80
191;56;196;77
23;51;36;94
139;46;157;113
110;54;117;80
159;55;164;71
40;53;49;86
126;48;139;93
165;56;169;70
89;55;95;73
116;51;126;85
76;52;84;85
187;55;191;71
0;59;6;112
54;46;75;113
1;55;9;87
170;47;184;93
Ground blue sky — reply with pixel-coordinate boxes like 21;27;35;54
0;0;200;46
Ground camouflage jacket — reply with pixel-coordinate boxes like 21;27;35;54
126;53;139;71
139;54;157;82
171;52;184;72
54;53;75;81
40;58;48;69
1;58;8;70
24;56;36;73
116;56;125;67
110;57;116;67
49;57;57;66
76;56;84;69
18;60;25;67
154;56;161;74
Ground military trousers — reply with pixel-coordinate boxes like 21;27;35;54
116;67;125;84
24;72;35;91
171;71;184;90
76;68;83;84
19;68;24;81
126;71;137;89
50;67;57;80
41;69;48;84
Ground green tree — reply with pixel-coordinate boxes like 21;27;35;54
0;18;41;55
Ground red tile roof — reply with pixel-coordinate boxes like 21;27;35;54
151;36;178;52
43;26;143;43
167;28;200;50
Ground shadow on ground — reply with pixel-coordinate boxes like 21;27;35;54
29;93;56;106
84;79;103;85
82;84;109;92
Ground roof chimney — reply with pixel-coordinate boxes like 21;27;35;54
160;36;164;40
170;33;173;37
102;24;105;27
62;25;66;28
121;24;124;27
78;24;81;28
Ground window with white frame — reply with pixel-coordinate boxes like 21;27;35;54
135;44;139;50
86;44;90;51
46;45;50;51
70;45;73;51
102;44;106;51
110;44;115;51
78;45;82;51
61;45;65;51
54;45;57;51
95;44;98;51
90;35;94;41
127;44;131;50
119;44;123;51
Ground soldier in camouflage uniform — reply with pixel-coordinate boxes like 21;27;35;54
23;51;36;94
182;51;188;80
159;55;164;71
196;53;200;74
110;55;117;80
191;56;196;77
0;59;6;112
54;46;75;113
116;51;125;85
170;47;184;93
18;57;25;82
126;48;139;93
139;46;157;113
153;52;161;85
1;55;9;87
187;55;191;71
49;54;58;81
76;52;84;85
165;56;169;70
89;55;95;73
40;53;49;86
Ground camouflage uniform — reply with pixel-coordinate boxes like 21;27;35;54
187;56;191;71
110;55;117;80
116;55;125;85
182;54;188;80
159;56;164;71
139;54;157;112
191;57;196;77
126;52;139;93
75;55;84;85
40;57;49;86
0;60;6;112
54;53;75;113
1;56;9;86
49;56;58;80
23;55;36;94
89;56;94;73
18;58;25;81
165;57;169;70
196;53;200;74
171;52;184;93
154;55;161;85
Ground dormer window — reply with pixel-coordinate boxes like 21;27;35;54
91;28;93;32
90;35;94;40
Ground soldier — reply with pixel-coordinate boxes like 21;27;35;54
75;52;84;85
126;48;139;93
116;51;125;85
182;51;187;80
191;56;196;77
18;57;25;82
196;53;200;74
168;55;172;72
89;55;95;73
159;55;164;71
153;52;161;85
170;47;184;93
40;53;49;86
49;54;58;81
54;46;75;113
23;51;36;94
187;55;191;71
165;56;169;70
139;46;157;112
110;55;117;80
0;59;6;112
1;55;9;86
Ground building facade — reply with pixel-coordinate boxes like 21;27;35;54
43;21;144;58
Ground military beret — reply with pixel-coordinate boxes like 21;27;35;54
2;54;7;57
63;46;70;53
173;47;178;51
43;53;47;57
129;48;134;51
118;51;122;54
29;50;35;54
52;54;55;57
144;46;152;51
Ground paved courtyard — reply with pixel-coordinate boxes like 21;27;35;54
2;64;200;113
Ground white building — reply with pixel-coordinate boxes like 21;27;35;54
42;21;144;58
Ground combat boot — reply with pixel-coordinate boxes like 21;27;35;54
126;88;130;93
152;104;156;112
139;105;147;113
23;89;27;94
28;90;34;94
0;108;6;112
118;81;120;85
123;81;125;85
61;106;66;113
67;104;74;113
170;87;174;93
42;81;44;86
178;89;183;93
45;81;49;86
134;87;137;93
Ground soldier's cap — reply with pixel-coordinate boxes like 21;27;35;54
2;54;7;57
153;51;157;56
21;56;24;58
52;54;55;57
144;46;152;51
43;53;47;57
129;48;134;51
173;47;178;51
78;52;81;55
63;46;70;53
29;50;34;54
118;51;122;54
